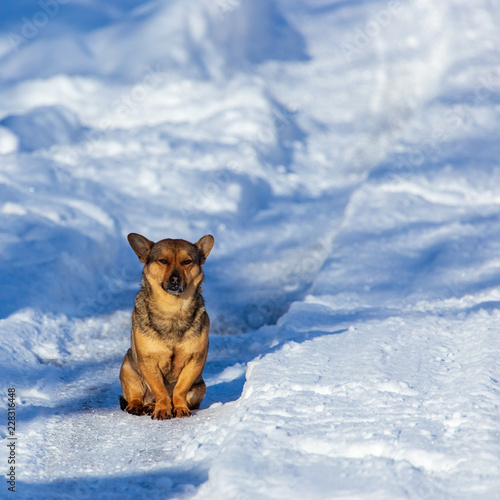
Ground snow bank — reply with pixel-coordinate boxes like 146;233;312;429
195;310;500;499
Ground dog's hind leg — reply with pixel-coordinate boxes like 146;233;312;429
186;379;207;411
142;388;155;415
119;395;128;411
119;350;146;416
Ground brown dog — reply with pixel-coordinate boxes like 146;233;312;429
119;233;214;420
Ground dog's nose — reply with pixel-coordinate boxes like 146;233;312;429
169;272;181;285
164;271;184;295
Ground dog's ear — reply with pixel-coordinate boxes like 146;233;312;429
195;235;214;265
128;233;154;263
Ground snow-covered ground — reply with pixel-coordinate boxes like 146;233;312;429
1;0;500;498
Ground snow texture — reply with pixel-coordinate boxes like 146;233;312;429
1;0;500;498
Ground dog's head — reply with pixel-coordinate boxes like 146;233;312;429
128;233;214;297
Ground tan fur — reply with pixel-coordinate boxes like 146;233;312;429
119;233;214;420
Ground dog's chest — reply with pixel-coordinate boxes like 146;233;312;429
158;337;204;384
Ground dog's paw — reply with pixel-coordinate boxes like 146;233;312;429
143;403;155;416
151;408;173;420
125;402;144;416
173;405;191;418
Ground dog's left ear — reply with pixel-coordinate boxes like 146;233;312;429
195;235;214;265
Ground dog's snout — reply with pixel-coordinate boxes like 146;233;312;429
169;271;181;285
163;270;184;295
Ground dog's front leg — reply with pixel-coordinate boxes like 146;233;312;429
172;358;206;418
138;358;173;420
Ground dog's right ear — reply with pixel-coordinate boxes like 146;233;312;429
128;233;154;263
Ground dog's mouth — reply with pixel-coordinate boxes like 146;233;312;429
163;283;185;295
162;280;186;295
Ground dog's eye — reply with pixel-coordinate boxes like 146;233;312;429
182;259;193;265
158;259;169;265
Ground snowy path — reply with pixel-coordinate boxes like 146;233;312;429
1;0;500;498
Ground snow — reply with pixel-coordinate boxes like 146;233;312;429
1;0;500;498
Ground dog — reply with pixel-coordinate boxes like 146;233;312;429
119;232;214;420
